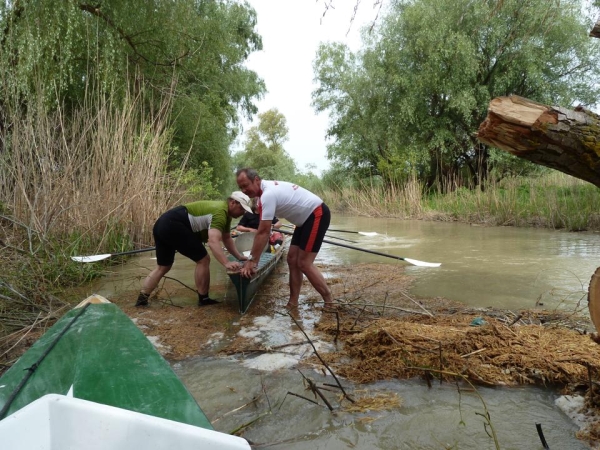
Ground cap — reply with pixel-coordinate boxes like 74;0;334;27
230;191;253;213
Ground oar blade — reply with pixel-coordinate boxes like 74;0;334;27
71;254;112;263
358;231;378;236
403;258;441;268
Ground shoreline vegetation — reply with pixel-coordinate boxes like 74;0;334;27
2;71;599;353
3;165;599;349
322;171;600;232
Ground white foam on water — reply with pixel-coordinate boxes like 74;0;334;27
241;353;300;371
555;395;589;429
235;312;334;371
238;328;261;339
146;335;170;353
205;332;224;347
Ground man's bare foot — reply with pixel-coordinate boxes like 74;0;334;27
285;302;299;310
323;301;339;311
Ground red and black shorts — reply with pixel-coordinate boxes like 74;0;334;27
290;203;331;253
153;206;208;266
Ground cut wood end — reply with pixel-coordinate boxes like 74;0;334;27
488;96;550;127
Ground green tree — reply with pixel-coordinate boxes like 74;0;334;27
0;0;265;191
313;0;600;189
233;108;297;180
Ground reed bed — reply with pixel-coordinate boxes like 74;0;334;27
1;89;183;255
321;172;600;231
0;83;194;345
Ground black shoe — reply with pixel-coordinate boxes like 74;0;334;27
198;297;220;306
135;293;149;307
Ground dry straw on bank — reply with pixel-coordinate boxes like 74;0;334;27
316;312;600;387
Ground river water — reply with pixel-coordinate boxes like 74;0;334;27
94;217;600;448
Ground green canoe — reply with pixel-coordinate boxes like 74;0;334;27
227;232;287;314
0;295;250;449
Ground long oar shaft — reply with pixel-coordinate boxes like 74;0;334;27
278;229;440;267
111;247;156;257
324;234;356;243
328;228;375;235
71;247;156;263
280;223;356;243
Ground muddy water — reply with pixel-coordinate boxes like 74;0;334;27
175;358;585;449
93;217;599;448
94;216;600;311
323;217;600;312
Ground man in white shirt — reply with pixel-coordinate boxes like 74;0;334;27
236;168;334;310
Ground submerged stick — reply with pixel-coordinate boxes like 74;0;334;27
298;370;334;411
535;423;550;449
287;312;354;403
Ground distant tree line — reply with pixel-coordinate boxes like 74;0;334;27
312;0;600;191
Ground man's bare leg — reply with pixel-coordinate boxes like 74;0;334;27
136;265;172;306
194;255;210;295
195;255;219;305
286;246;333;309
296;249;334;307
286;246;304;309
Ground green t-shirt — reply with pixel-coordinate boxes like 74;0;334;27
184;200;231;243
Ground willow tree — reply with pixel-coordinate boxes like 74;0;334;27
0;0;265;190
313;0;600;189
233;109;297;181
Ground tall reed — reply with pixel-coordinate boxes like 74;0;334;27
321;172;600;231
1;85;187;258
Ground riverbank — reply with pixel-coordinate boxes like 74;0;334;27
100;261;600;448
2;251;599;446
321;172;600;232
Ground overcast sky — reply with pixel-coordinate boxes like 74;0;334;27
238;1;383;175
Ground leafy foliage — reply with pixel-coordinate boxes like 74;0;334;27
0;0;265;191
313;0;600;190
233;108;297;180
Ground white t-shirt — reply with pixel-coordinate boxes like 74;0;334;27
258;180;323;226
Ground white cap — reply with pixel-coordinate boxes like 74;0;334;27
230;191;253;213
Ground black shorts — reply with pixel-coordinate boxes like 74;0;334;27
290;203;330;252
153;206;208;266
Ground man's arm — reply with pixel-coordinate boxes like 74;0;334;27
240;220;271;277
236;223;257;232
207;229;243;271
222;233;246;261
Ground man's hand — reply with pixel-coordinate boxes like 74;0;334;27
225;261;242;271
240;260;257;278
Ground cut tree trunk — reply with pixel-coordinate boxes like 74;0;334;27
477;95;600;188
589;268;600;343
478;95;600;337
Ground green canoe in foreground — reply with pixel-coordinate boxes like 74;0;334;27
0;295;250;450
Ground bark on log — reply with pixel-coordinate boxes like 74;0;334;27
477;95;600;188
591;20;600;39
589;268;600;343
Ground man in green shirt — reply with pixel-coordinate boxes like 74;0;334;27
135;191;253;307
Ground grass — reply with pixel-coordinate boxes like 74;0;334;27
321;171;600;232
